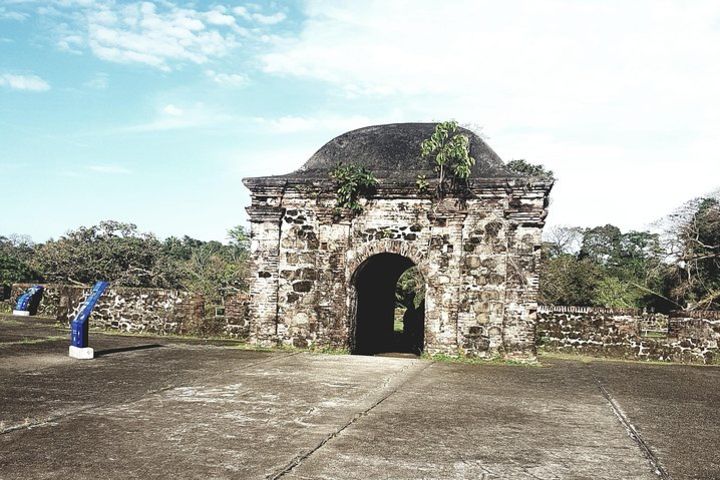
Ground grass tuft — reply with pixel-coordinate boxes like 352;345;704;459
422;352;541;367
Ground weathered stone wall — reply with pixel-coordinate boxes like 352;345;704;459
537;306;720;364
1;285;13;314
667;311;720;363
223;292;251;338
6;283;204;335
5;284;71;318
245;177;551;358
4;284;251;338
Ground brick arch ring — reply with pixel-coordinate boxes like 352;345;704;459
346;239;429;281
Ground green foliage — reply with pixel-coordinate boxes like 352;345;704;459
395;266;425;309
6;221;251;309
593;276;643;308
415;174;429;193
227;225;251;250
543;210;720;311
330;163;378;214
0;235;39;284
540;224;667;309
507;159;554;179
420;121;476;196
32;221;165;287
539;254;604;306
665;197;720;309
176;227;250;307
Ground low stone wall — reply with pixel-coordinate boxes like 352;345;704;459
667;312;720;363
538;306;720;364
4;283;250;339
179;292;251;338
3;284;69;318
224;292;251;338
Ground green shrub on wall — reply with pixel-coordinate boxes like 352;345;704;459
330;163;378;214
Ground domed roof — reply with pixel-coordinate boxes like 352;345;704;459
283;123;520;181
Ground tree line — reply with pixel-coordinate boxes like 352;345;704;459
0;220;250;307
540;197;720;311
2;195;719;313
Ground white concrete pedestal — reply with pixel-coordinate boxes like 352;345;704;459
12;310;30;316
69;346;94;360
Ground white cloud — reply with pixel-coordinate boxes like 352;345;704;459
257;0;720;231
227;145;319;179
232;6;250;19
117;103;235;133
232;5;286;25
38;1;243;71
205;8;236;27
84;72;108;89
8;1;287;71
88;164;132;175
251;12;286;25
0;73;50;91
262;1;720;108
253;114;385;134
58;34;83;53
204;69;248;87
162;104;183;116
0;7;28;21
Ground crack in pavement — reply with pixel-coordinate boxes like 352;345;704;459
0;350;300;436
587;366;672;480
266;359;433;480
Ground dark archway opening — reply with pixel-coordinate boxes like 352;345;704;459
351;253;425;356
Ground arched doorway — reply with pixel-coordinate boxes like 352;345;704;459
350;253;425;356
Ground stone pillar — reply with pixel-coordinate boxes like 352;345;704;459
246;201;284;346
315;208;351;348
502;183;550;358
424;201;465;355
459;200;509;358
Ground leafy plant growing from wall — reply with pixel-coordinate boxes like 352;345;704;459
420;120;476;197
506;159;555;179
330;163;378;214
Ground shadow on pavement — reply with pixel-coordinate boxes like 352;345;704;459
94;344;163;357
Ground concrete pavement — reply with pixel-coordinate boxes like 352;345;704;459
0;316;718;479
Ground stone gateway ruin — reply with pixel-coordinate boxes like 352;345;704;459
243;123;553;358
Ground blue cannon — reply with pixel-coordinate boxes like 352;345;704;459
69;281;109;359
13;285;44;316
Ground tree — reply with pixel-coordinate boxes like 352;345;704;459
0;235;39;284
420;121;475;197
594;276;643;309
227;225;250;251
543;225;583;258
578;224;623;266
31;221;166;287
539;253;603;306
178;240;249;308
540;224;668;309
664;197;720;309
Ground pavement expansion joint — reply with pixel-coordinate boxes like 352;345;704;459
266;359;433;480
588;367;672;480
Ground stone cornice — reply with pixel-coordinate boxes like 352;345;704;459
245;205;285;223
243;176;554;199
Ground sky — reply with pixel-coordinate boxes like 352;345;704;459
1;0;719;243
